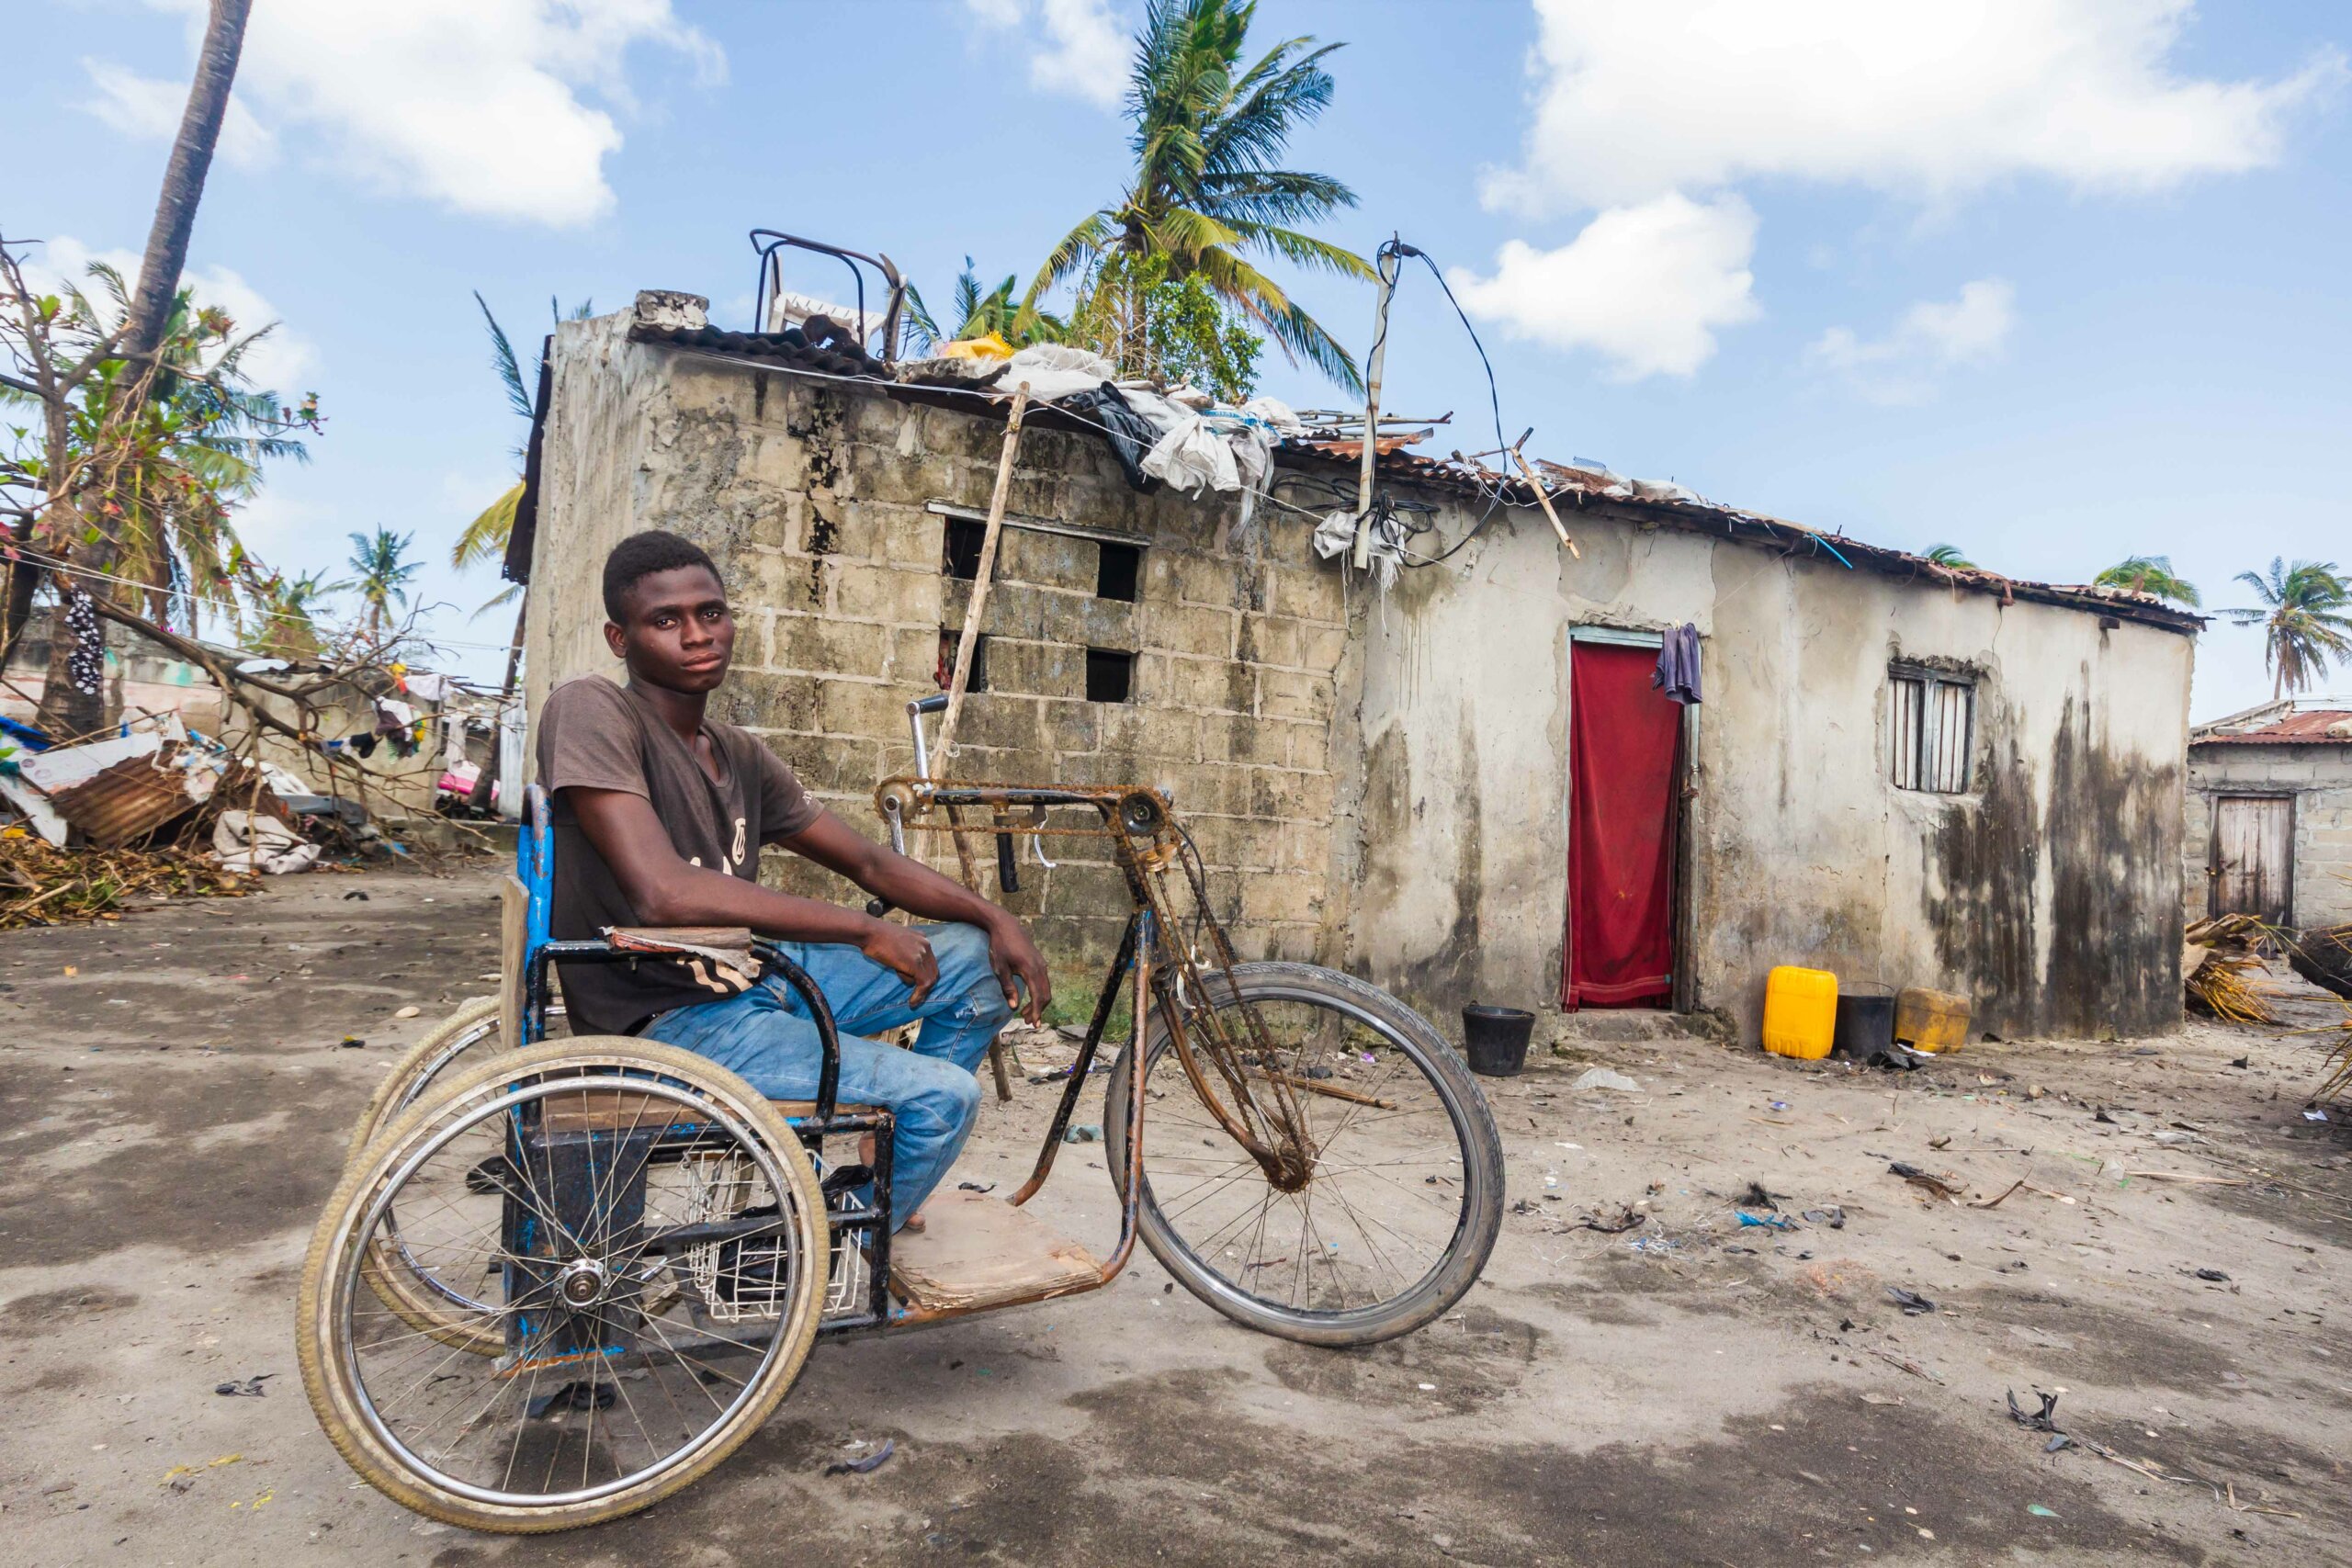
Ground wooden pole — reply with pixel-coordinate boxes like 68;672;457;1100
934;386;1029;1102
936;384;1028;765
1510;446;1580;559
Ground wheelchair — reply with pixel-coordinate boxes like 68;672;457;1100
299;696;1505;1532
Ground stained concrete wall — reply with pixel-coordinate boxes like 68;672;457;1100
527;309;2198;1043
2183;743;2352;930
525;312;1349;967
1335;482;2196;1043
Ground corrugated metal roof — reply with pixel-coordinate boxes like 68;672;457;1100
1277;443;2208;636
2194;709;2352;745
44;745;207;848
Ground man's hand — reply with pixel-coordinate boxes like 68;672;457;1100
985;913;1053;1026
860;920;939;1006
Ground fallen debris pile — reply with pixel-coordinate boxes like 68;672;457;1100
0;832;254;930
2184;914;2281;1025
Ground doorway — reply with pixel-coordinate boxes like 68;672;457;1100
1563;635;1685;1009
2210;795;2294;925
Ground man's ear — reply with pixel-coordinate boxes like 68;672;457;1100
603;620;627;659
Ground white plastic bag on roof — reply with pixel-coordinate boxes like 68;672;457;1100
1241;396;1306;437
1002;344;1120;403
1141;412;1239;495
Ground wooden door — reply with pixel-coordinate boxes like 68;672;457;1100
2211;795;2294;924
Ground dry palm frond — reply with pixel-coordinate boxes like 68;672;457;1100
2187;949;2281;1025
0;832;254;931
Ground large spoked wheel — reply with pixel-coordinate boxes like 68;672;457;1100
348;997;565;1355
1104;962;1504;1346
346;996;574;1165
299;1039;827;1533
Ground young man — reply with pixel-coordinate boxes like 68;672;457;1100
536;530;1051;1230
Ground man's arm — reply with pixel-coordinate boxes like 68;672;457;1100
567;788;947;1003
780;810;1052;1024
566;789;1050;1020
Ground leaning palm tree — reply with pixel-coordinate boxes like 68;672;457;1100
2227;558;2352;698
1923;544;1974;570
346;526;418;640
2094;555;2200;606
1026;0;1373;390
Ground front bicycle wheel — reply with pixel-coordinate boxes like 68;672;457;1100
1103;963;1504;1346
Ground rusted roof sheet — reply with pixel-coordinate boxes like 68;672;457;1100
43;743;208;848
1297;433;1433;459
2194;710;2352;745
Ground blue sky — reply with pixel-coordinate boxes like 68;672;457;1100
10;1;2349;719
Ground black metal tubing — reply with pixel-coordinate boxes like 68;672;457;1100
747;230;904;358
1011;914;1137;1205
748;942;845;1119
924;787;1102;810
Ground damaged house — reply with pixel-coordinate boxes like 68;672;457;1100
511;291;2202;1043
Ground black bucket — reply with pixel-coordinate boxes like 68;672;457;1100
1833;983;1898;1061
1462;1005;1534;1077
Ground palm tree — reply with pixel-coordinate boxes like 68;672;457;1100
452;294;591;708
1027;0;1373;390
1923;544;1974;570
2094;555;2200;606
903;260;1068;355
7;262;311;734
2226;558;2352;698
346;526;418;639
244;567;345;660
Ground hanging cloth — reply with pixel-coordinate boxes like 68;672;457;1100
1564;641;1680;1009
65;589;104;695
1652;623;1702;705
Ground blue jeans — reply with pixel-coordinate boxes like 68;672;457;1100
640;923;1009;1231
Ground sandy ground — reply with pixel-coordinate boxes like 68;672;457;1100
2;865;2348;1567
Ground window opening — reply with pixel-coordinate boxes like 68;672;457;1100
938;628;987;694
1085;648;1133;704
942;517;985;581
1889;669;1973;793
1095;540;1142;602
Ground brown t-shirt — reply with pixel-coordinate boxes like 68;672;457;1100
535;676;822;1034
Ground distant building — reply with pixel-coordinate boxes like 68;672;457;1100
2187;699;2352;930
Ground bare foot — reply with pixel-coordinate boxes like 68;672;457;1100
901;1209;927;1235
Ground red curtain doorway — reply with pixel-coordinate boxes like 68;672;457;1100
1563;640;1681;1009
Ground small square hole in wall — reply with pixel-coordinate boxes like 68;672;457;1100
938;627;988;693
942;517;985;581
1085;648;1133;704
1095;540;1142;602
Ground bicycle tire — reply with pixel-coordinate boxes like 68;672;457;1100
1104;962;1504;1346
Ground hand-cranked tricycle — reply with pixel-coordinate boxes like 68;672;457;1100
298;694;1505;1532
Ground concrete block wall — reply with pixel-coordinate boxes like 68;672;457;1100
527;317;1351;973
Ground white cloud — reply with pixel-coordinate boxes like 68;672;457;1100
1451;193;1760;378
966;0;1130;108
1487;0;2342;215
22;236;319;392
81;57;277;167
86;0;720;228
1808;278;2018;402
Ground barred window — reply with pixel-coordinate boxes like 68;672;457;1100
1889;669;1974;793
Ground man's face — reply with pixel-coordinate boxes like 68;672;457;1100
605;564;735;693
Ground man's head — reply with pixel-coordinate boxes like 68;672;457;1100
601;531;734;693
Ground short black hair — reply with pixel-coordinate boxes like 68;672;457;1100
602;531;722;622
